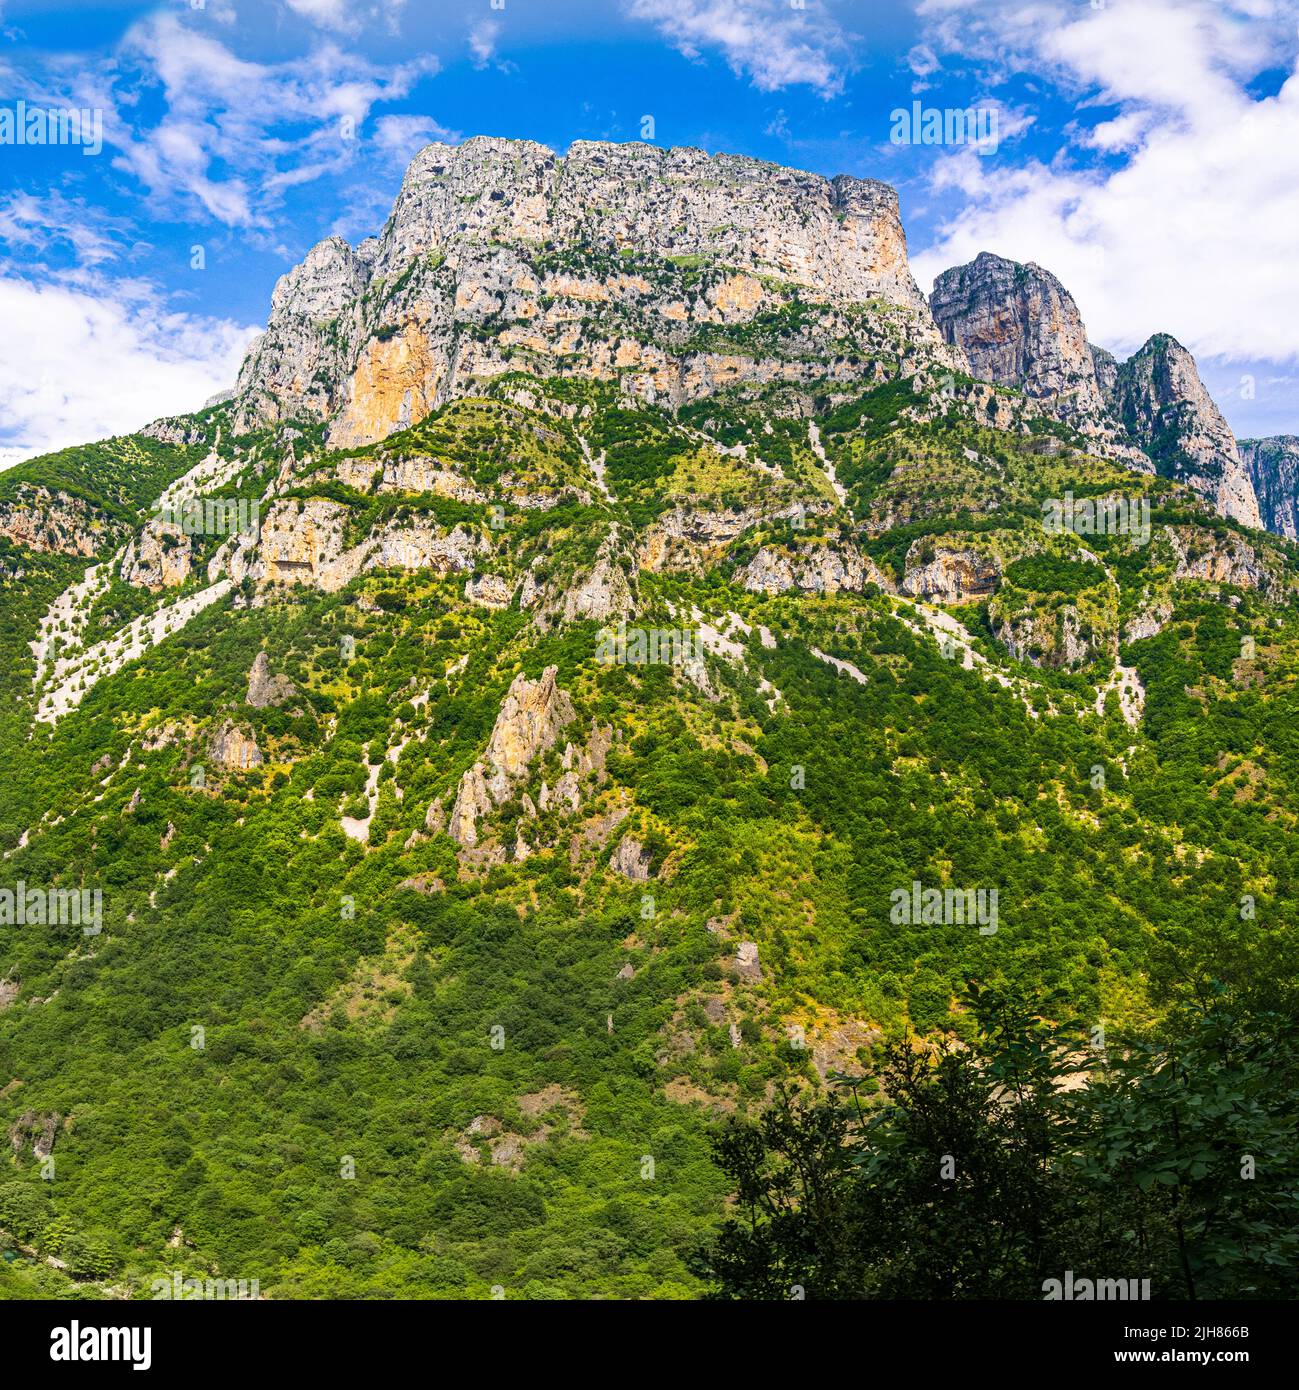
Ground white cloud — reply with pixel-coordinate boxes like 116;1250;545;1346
0;274;257;459
102;12;438;228
469;19;501;68
912;0;1299;365
282;0;407;37
625;0;854;96
372;114;460;160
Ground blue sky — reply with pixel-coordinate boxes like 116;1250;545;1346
2;0;1298;459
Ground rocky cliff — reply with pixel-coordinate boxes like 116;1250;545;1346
929;253;1148;472
1240;436;1299;540
930;253;1104;414
931;256;1263;529
1112;335;1261;529
234;136;959;446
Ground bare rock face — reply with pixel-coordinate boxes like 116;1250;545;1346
9;1109;60;1160
464;573;514;609
208;719;263;771
380;137;932;307
0;486;113;556
929;254;1150;472
1240;436;1299;540
232;137;959;447
449;666;577;847
610;834;653;880
121;518;194;590
245;650;296;708
1090;343;1120;403
931;253;1105;416
738;542;892;595
234;235;372;431
1112;335;1261;529
734;942;762;982
559;537;636;625
246;497;487;592
1164;526;1273;593
902;544;1001;604
992;604;1100;670
485;666;576;786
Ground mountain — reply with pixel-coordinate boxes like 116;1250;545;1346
1;138;1298;1300
1111;333;1262;529
234;136;960;447
930;254;1263;528
1240;435;1299;540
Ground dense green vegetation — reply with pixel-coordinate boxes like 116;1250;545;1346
695;982;1299;1299
1;358;1296;1302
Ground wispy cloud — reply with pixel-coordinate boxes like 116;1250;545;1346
911;0;1299;364
97;11;438;228
625;0;855;97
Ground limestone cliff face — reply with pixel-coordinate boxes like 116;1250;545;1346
1239;436;1299;540
121;518;194;590
737;541;891;595
1112;335;1261;529
377;138;931;307
929;253;1152;472
449;666;576;848
931;253;1104;415
244;497;487;592
901;544;1001;604
0;487;114;557
233;136;959;445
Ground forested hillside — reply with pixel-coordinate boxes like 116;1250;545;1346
2;138;1296;1301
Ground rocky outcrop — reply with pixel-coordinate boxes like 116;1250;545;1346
121;518;194;590
930;253;1154;471
208;720;263;771
1113;335;1261;529
1240;436;1299;540
1090;343;1120;403
552;530;636;625
9;1109;60;1160
234;235;372;431
245;650;296;708
232;137;960;446
336;454;489;503
246;497;487;592
464;573;514;608
379;137;932;308
992;604;1099;670
0;486;113;556
141;416;209;447
1165;526;1273;593
737;541;892;595
902;544;1001;604
610;834;653;880
931;253;1104;416
449;666;576;848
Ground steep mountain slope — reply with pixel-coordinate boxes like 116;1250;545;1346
1241;435;1299;540
1112;334;1262;529
2;139;1298;1300
930;255;1263;530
